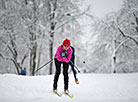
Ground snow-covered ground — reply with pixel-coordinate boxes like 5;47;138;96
0;73;138;102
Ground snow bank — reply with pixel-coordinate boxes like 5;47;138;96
0;73;138;102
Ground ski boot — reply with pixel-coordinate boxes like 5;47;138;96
64;90;69;94
75;78;79;84
53;89;57;93
64;89;73;98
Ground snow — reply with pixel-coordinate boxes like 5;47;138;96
0;73;138;102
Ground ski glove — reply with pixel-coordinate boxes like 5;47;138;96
61;50;67;58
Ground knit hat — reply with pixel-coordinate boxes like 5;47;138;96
62;39;71;47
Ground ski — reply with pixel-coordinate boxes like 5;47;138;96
64;93;73;98
52;90;73;98
53;91;62;97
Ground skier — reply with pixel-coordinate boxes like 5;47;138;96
20;67;26;75
70;46;79;84
53;39;72;94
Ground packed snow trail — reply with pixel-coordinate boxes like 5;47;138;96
0;73;138;102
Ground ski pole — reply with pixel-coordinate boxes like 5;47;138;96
34;58;54;73
70;60;80;73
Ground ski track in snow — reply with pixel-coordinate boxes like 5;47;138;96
0;73;138;102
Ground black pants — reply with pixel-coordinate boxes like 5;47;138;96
53;58;69;90
69;60;77;80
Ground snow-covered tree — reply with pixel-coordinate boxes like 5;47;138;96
0;0;29;74
0;0;89;75
89;0;138;73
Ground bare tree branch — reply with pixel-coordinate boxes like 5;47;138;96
118;27;138;46
21;53;28;65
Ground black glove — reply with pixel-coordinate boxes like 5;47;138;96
61;50;67;58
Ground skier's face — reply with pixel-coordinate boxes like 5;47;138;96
63;46;69;50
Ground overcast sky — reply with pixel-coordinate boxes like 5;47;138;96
82;0;124;18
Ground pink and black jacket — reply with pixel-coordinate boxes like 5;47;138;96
54;45;72;63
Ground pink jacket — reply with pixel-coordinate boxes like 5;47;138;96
54;45;72;63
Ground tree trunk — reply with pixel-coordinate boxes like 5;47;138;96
30;43;37;76
8;32;22;75
29;26;37;76
48;0;57;74
112;38;116;73
29;0;38;76
10;59;20;74
49;25;55;75
36;45;42;75
113;56;116;73
49;38;53;75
